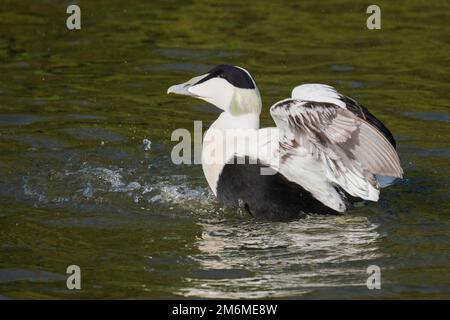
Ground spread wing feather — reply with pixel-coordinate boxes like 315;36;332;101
270;96;403;207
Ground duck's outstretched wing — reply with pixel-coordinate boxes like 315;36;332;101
292;84;397;148
269;85;403;211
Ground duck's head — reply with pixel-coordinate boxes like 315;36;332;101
167;64;261;116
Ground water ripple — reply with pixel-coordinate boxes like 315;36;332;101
180;215;383;298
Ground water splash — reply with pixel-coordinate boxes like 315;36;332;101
21;163;215;213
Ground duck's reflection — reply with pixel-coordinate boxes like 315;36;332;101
180;214;382;298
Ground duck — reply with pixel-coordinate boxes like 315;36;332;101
167;64;403;221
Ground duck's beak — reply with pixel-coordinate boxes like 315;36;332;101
167;74;207;96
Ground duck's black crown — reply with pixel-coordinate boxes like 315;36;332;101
195;64;256;89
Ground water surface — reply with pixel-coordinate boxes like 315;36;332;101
0;0;449;299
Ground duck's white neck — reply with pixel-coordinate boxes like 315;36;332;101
211;112;260;131
202;112;260;194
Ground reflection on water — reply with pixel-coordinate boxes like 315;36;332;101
182;215;382;298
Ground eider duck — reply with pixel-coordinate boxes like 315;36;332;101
167;64;403;221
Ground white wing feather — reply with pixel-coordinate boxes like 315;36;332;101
268;88;403;211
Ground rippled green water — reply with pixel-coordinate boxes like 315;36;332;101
0;0;449;299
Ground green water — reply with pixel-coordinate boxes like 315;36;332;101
0;0;449;299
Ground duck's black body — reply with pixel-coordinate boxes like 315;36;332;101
217;157;340;221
